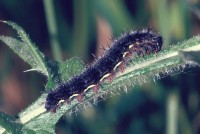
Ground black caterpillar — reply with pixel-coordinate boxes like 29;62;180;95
45;29;163;112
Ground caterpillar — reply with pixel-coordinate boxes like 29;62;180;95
45;29;163;112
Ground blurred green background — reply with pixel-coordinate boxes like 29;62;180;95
0;0;200;134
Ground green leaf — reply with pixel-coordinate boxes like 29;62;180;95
0;21;49;76
0;36;46;75
0;112;22;134
16;35;200;133
59;57;85;82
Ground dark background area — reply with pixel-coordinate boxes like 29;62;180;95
0;0;200;134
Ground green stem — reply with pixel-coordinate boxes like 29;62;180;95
43;0;62;62
166;92;178;134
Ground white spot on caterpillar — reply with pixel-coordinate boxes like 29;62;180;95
113;61;122;71
136;42;140;44
69;94;79;99
58;99;65;104
100;73;111;82
129;44;134;49
84;84;96;93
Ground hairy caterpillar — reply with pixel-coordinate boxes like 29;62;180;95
45;29;163;112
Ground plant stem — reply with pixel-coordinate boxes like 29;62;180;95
166;92;178;134
43;0;62;62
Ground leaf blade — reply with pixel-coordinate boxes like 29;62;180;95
0;36;48;75
0;21;49;76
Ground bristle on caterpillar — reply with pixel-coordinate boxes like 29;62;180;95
45;29;163;112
